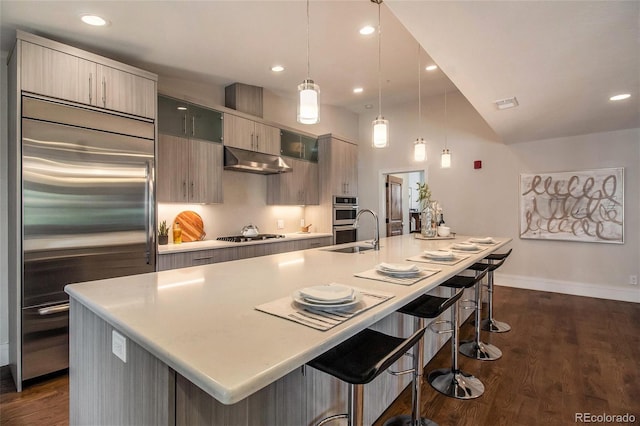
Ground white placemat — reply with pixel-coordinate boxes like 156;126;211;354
255;285;394;331
354;267;440;286
407;254;470;266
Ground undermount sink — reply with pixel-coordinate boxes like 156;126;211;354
327;245;374;254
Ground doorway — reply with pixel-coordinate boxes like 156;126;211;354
379;168;426;238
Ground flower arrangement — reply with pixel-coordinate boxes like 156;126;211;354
416;182;431;211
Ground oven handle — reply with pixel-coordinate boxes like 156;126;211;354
38;303;70;316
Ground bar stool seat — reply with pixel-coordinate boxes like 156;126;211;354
427;269;488;400
383;290;465;426
308;327;426;426
480;249;513;333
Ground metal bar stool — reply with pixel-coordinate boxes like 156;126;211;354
427;268;488;400
480;249;513;333
457;263;503;361
383;288;465;426
308;326;426;426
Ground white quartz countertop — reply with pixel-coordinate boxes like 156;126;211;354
65;234;510;405
157;232;333;254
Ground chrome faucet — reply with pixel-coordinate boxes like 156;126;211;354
353;209;380;250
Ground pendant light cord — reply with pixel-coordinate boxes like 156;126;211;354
444;88;448;149
306;0;310;79
377;0;382;117
417;43;421;131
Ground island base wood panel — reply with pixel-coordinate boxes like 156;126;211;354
69;299;175;426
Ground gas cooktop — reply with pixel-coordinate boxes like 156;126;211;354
216;234;286;243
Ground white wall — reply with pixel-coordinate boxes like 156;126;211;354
357;90;640;302
1;51;9;365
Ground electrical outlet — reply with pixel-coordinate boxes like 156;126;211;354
300;219;305;227
630;275;638;285
277;219;284;229
112;330;127;363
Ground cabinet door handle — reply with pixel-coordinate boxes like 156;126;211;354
256;134;259;151
89;73;92;103
193;256;213;262
102;77;106;107
183;181;187;199
191;116;195;136
190;181;194;199
183;115;187;135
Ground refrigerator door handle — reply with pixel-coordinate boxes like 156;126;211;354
146;160;154;265
38;303;70;315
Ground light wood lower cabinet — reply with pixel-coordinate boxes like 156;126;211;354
157;237;332;271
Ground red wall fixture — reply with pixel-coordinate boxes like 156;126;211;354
474;160;482;169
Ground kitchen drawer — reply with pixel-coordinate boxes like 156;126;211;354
157;249;216;271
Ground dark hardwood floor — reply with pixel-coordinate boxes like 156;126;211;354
1;287;638;426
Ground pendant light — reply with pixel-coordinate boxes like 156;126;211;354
441;88;452;168
413;44;426;162
297;0;320;124
371;0;389;148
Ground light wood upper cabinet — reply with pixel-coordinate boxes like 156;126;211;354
19;37;156;119
157;134;223;204
224;114;280;155
267;158;319;205
96;65;156;118
21;41;96;105
325;136;358;197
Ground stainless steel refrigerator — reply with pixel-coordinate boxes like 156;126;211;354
20;95;156;382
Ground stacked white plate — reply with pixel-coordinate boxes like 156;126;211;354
293;284;361;310
423;250;455;260
451;242;480;251
468;237;496;244
376;262;420;277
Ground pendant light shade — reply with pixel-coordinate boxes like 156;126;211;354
441;148;451;168
371;0;388;148
298;79;320;124
297;0;320;124
373;116;389;148
414;138;426;162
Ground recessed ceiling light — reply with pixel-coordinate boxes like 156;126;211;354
271;65;284;72
495;97;519;110
177;106;188;111
425;65;438;71
353;87;363;94
610;93;631;101
81;14;108;26
359;25;375;35
365;104;373;109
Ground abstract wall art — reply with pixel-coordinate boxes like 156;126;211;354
519;168;624;243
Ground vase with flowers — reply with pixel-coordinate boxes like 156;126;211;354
416;182;437;237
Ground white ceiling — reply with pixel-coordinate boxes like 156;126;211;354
1;1;638;144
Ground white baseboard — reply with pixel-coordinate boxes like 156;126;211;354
495;273;640;303
0;342;8;367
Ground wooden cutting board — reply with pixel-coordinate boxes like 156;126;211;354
174;211;206;242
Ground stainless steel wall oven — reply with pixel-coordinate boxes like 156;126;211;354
332;196;358;244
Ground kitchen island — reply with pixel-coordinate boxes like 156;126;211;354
66;233;510;425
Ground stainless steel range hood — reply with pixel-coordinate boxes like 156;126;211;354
224;147;292;174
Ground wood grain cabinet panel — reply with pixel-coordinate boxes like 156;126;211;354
20;40;156;119
267;158;319;205
96;65;156;118
224;114;280;155
21;41;95;105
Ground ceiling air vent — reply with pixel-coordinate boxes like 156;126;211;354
494;97;519;110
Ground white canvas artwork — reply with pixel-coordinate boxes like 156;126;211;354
519;168;624;243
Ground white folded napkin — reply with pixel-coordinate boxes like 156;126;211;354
423;250;455;260
469;237;495;244
298;284;354;302
378;262;419;272
452;242;479;251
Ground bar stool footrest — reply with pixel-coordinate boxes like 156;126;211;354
383;414;438;426
316;413;348;426
427;319;454;335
